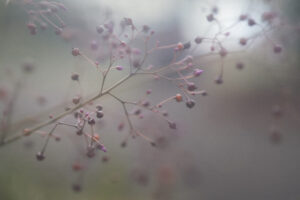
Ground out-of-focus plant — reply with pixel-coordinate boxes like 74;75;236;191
0;0;290;192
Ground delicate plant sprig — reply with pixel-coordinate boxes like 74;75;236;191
0;1;289;192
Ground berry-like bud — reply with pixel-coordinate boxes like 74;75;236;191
96;111;104;119
176;42;184;50
76;129;83;136
142;25;150;33
72;96;81;105
36;152;45;161
96;105;103;111
239;14;248;21
186;100;195;109
102;155;109;163
72;163;83;171
168;122;177;129
239;38;247;46
134;109;141;115
88;118;95;125
193;69;204;77
116;65;123;71
71;73;79;81
187;82;197;91
248;18;256;26
150;142;157;147
219;48;228;57
121;141;127;148
90;40;98;50
72;184;82;192
194;37;203;44
183;41;191;49
175;94;183;102
86;146;95;158
72;48;80;56
215;77;223;84
96;25;104;34
206;14;214;22
273;45;282;53
236;62;244;70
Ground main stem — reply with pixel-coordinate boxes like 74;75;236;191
0;73;133;147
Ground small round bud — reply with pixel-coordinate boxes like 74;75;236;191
168;122;177;129
142;25;150;33
134;109;141;115
96;105;103;111
239;14;248;21
22;62;35;73
194;37;203;44
121;141;127;148
219;48;228;57
262;12;276;22
201;90;208;96
193;69;204;77
72;96;81;105
102;155;109;163
176;42;184;50
86;146;95;158
239;38;247;46
72;183;82;192
27;23;37;34
273;45;282;53
116;65;123;71
76;129;83;136
162;111;168;117
36;152;45;161
96;25;104;34
72;163;83;171
175;94;183;102
142;101;150;107
236;62;244;70
96;111;104;119
183;41;191;49
215;77;223;84
133;60;141;68
248;18;256;26
206;14;214;22
71;48;80;56
186;100;195;109
150;142;157;147
187;82;197;91
88;118;95;125
90;40;98;50
71;73;79;81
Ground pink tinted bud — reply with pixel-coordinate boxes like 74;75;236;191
273;45;282;53
116;65;123;71
206;14;214;22
193;69;204;77
239;14;248;21
90;40;98;50
219;48;228;57
239;38;247;45
72;48;80;56
146;89;152;95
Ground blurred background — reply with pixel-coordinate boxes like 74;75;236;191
0;0;300;199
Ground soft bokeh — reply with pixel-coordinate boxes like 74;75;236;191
0;0;300;200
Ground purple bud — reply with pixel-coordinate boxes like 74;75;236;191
193;69;204;77
116;65;123;71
